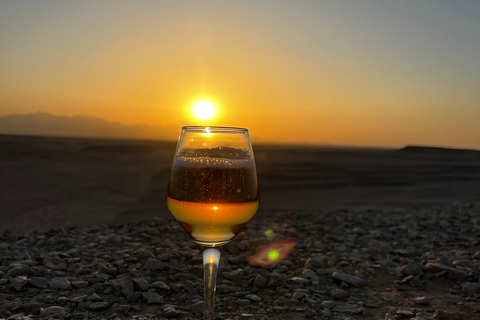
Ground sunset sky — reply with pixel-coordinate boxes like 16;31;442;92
1;1;479;148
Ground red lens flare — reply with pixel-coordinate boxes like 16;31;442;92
247;239;296;266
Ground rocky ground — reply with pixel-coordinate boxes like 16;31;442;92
1;202;480;320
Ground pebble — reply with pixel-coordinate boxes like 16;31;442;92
48;277;71;290
0;202;479;319
246;294;261;302
461;282;480;294
89;301;111;310
331;272;366;287
30;276;49;289
413;296;430;305
132;278;149;291
331;288;347;299
40;306;65;317
152;281;170;290
397;310;415;317
142;292;163;304
254;274;267;288
145;258;167;271
331;303;361;314
10;276;28;291
401;261;423;276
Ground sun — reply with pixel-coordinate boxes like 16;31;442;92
192;100;216;121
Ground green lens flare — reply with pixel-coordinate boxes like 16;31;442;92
264;228;274;240
268;249;279;260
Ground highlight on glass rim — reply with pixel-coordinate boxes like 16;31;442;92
1;1;480;319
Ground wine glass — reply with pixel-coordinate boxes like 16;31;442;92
167;126;259;320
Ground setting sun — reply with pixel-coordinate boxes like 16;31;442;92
192;100;216;121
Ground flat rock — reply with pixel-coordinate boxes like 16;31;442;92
224;269;244;283
425;263;468;280
133;278;149;291
397;310;415;317
413;296;430;305
142;292;163;304
111;275;134;291
10;276;28;291
48;277;71;290
461;282;480;294
401;261;423;276
137;248;155;260
331;288;347;299
331;272;366;287
145;258;167;271
30;277;49;289
40;306;65;317
254;274;267;288
153;281;170;290
246;294;261;302
89;301;110;310
331;303;361;314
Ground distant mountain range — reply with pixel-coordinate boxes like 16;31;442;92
0;112;181;141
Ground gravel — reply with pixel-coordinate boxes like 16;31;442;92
1;202;479;319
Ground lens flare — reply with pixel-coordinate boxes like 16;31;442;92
248;239;296;266
264;228;274;240
268;249;279;260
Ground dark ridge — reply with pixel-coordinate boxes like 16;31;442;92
397;145;480;156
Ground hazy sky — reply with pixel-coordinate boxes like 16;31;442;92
1;1;479;148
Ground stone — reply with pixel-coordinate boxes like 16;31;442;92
192;301;204;314
246;294;261;302
10;276;28;291
70;295;87;303
127;292;142;303
401;261;423;276
142;292;163;304
224;269;244;283
461;282;480;295
163;305;181;318
133;278;149;291
385;313;396;320
331;272;366;287
111;276;134;291
71;280;88;288
362;308;375;318
145;258;167;271
153;281;170;290
397;310;415;317
236;299;250;306
425;263;468;280
302;269;317;279
452;259;472;268
40;306;65;317
137;248;155;260
322;300;336;309
30;277;49;289
89;301;110;310
7;265;34;277
293;291;305;300
254;274;267;288
413;296;430;305
229;254;247;264
308;255;328;268
331;303;361;314
87;293;103;301
331;288;347;299
48;277;71;290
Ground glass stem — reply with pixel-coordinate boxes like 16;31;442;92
202;248;221;320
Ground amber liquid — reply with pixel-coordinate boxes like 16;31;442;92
167;158;259;246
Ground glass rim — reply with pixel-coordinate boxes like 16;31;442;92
182;126;248;133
